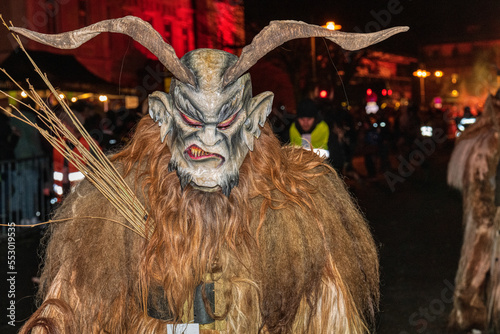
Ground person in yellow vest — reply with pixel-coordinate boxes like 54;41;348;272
289;99;330;158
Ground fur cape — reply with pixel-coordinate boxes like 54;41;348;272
447;95;500;331
20;117;379;333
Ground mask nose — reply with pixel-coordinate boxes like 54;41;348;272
198;124;221;146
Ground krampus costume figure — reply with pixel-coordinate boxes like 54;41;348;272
13;17;407;333
448;92;500;331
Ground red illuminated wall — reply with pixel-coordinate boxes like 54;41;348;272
7;0;244;88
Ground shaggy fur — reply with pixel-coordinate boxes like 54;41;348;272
448;95;500;331
20;117;379;333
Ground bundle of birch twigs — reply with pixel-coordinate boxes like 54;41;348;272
0;18;149;238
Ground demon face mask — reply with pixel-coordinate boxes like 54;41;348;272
149;49;272;196
10;16;408;196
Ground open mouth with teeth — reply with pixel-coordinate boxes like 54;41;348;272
185;145;225;166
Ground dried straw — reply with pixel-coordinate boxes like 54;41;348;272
0;18;150;238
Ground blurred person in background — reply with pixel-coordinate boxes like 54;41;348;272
0;109;19;219
289;98;330;158
10;100;45;222
0;109;19;161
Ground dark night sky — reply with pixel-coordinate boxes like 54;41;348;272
244;0;500;56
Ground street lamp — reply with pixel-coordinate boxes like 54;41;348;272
413;70;430;78
413;69;431;108
311;21;342;84
323;21;342;31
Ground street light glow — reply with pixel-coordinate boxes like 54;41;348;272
99;95;108;102
434;71;443;78
20;91;28;98
323;21;342;31
413;69;430;78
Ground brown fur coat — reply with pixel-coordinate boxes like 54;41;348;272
21;117;379;333
448;95;500;331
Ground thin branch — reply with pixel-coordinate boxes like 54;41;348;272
2;28;152;238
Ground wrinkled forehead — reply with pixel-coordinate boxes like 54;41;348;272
181;49;236;90
173;49;251;119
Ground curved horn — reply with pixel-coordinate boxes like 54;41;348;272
223;20;409;86
10;16;196;86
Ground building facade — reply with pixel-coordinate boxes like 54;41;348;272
422;39;500;113
0;0;245;88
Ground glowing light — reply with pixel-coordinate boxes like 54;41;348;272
319;90;328;98
325;22;335;30
388;89;393;96
99;95;108;102
433;96;443;109
59;93;65;99
71;97;77;102
451;90;459;97
434;71;443;78
323;21;341;31
413;70;430;78
366;88;373;96
20;91;28;98
365;101;379;114
461;118;476;125
421;126;433;137
382;89;387;96
53;184;63;195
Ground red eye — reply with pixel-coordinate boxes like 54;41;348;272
217;113;238;130
180;112;203;128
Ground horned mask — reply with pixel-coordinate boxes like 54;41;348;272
11;16;407;196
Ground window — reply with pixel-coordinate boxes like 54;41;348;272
78;0;89;28
164;22;172;43
182;27;189;54
45;0;58;33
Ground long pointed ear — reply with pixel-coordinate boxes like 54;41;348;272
148;91;174;142
243;91;274;151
